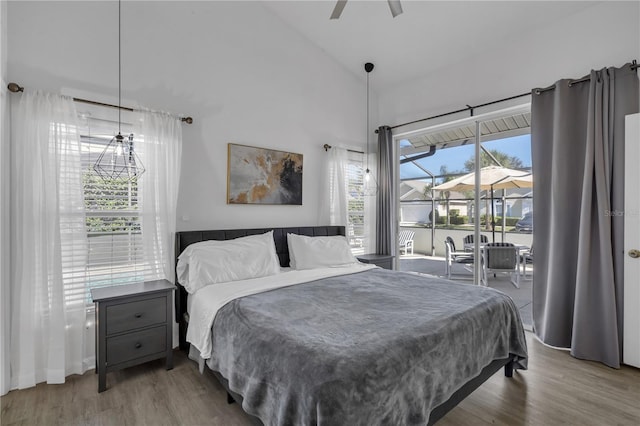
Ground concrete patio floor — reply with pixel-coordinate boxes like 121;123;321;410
398;254;533;330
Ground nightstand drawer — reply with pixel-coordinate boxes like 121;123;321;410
106;325;167;366
106;297;166;335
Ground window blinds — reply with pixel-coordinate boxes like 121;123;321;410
346;151;365;253
63;116;161;306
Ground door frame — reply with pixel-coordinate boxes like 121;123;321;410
623;112;640;367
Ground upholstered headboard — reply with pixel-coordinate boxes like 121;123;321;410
173;226;345;346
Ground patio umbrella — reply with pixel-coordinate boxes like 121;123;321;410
433;166;533;241
433;165;532;191
490;173;533;190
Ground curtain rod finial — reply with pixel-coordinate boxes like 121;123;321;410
323;144;331;151
8;82;24;93
181;116;193;124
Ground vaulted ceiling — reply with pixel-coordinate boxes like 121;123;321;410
264;1;600;93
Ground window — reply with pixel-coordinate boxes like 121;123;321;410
63;114;160;306
346;151;366;254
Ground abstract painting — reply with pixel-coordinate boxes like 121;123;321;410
227;143;303;205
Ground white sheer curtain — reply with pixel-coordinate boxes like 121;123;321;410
320;146;348;226
9;90;88;389
136;109;182;285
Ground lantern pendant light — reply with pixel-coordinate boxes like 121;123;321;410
93;0;145;182
363;62;378;196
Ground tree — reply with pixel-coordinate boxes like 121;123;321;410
437;166;460;226
464;149;524;171
421;182;433;200
463;149;525;230
83;168;140;234
438;165;463;183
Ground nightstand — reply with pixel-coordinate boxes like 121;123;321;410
91;279;175;392
357;254;394;270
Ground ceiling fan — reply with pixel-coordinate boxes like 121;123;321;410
330;0;403;20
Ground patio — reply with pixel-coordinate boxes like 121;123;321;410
398;254;533;330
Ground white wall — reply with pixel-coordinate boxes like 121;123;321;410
7;1;367;231
379;1;640;131
0;0;10;396
8;1;638;244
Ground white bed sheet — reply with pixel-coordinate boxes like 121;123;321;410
186;267;293;314
186;263;377;359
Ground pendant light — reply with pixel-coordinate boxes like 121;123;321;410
93;0;145;182
363;62;378;196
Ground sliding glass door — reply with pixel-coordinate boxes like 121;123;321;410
395;104;533;286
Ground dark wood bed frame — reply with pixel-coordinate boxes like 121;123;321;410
174;225;516;426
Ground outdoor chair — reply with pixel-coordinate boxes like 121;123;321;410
482;242;520;288
463;234;489;251
444;236;474;279
398;230;415;255
520;244;534;279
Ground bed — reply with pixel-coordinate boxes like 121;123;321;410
174;226;527;425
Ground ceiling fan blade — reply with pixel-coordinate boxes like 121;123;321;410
330;0;348;20
388;0;403;18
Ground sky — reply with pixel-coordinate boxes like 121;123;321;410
400;134;532;181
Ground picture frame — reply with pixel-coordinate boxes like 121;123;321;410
227;143;303;205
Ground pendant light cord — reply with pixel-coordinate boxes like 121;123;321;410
118;0;121;135
366;70;369;172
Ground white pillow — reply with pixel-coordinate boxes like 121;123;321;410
287;233;358;270
177;231;280;294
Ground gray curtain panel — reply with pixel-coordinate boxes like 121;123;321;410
531;63;639;368
376;126;397;257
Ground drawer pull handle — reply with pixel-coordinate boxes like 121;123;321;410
135;343;142;349
134;313;143;319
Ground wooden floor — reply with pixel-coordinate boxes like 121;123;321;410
2;331;639;426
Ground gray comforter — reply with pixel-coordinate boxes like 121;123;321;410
208;268;528;426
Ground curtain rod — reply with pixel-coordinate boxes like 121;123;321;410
534;60;638;95
322;143;364;154
384;92;530;132
385;59;638;132
7;82;193;124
